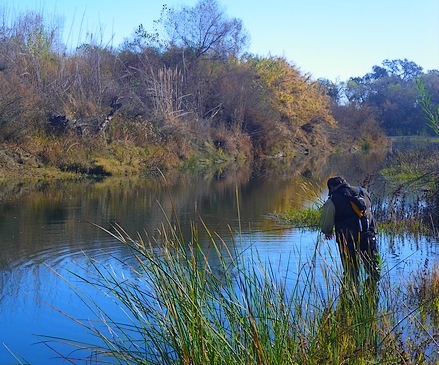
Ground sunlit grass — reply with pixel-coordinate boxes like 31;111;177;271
381;149;438;186
272;206;321;228
39;214;439;364
269;180;325;228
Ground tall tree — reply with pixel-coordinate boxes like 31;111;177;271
133;0;250;122
139;0;249;60
382;58;423;81
343;59;430;135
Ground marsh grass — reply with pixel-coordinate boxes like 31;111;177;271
381;148;438;183
379;147;439;232
40;212;439;364
391;259;439;364
406;260;439;326
270;180;325;228
275;200;434;237
272;206;321;228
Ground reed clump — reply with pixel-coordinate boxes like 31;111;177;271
272;207;321;228
50;217;439;365
406;260;439;326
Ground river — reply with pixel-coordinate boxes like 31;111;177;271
0;148;437;364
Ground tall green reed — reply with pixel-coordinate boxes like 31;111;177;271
49;216;415;365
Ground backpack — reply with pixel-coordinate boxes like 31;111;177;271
342;186;370;233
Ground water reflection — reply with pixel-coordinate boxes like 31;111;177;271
0;148;435;363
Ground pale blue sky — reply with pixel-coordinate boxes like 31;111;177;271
1;0;438;81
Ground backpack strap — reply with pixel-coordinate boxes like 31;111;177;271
343;186;367;218
349;200;366;218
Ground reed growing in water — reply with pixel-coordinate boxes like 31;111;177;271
47;215;439;364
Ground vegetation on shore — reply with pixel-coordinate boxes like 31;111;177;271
3;0;439;181
0;0;336;181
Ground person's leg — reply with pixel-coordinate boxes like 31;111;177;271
359;234;380;351
337;231;360;283
360;233;380;282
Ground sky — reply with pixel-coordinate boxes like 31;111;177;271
1;0;438;81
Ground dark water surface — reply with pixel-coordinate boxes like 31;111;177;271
0;149;437;363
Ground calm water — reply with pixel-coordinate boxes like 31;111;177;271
0;149;437;364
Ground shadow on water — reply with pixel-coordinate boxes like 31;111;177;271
1;147;434;363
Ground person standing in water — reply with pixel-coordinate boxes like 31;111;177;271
320;176;380;282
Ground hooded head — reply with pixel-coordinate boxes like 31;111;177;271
327;176;347;194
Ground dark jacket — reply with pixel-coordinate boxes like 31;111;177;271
331;184;362;233
321;183;377;237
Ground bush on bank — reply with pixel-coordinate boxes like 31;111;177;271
0;7;391;181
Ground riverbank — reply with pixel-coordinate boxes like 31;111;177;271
0;123;391;184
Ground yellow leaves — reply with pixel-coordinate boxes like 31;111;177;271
251;56;335;127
